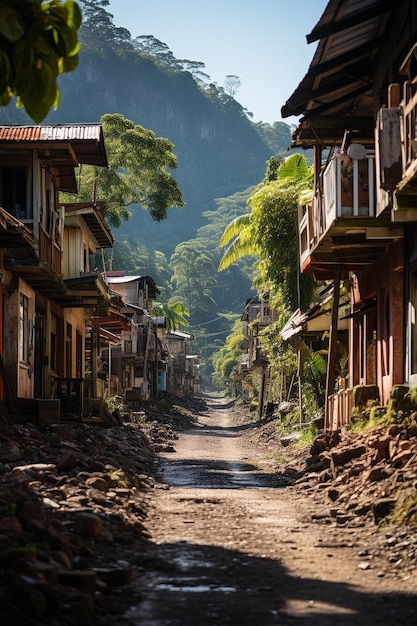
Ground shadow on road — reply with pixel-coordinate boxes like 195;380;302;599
159;456;284;489
129;539;417;626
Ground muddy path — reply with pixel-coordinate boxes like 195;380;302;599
122;395;417;626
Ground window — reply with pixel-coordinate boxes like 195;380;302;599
2;169;27;218
19;293;30;362
124;339;132;354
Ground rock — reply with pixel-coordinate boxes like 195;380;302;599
58;569;97;594
366;465;387;482
42;497;60;509
73;512;103;537
85;476;109;491
0;441;21;462
331;444;367;467
369;434;391;459
56;450;79;471
373;497;396;523
18;498;45;522
93;566;133;586
327;488;340;502
11;463;58;476
336;513;355;525
0;516;22;532
319;452;331;468
391;449;415;465
50;424;74;440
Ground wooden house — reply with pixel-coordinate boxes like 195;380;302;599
235;295;277;415
105;273;161;402
281;0;417;429
162;329;196;397
0;124;115;421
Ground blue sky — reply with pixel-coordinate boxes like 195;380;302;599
107;0;328;125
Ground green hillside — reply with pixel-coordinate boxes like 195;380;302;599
0;1;294;382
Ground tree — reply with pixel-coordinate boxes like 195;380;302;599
223;74;241;97
79;0;131;52
250;154;313;310
0;0;81;122
178;60;210;86
169;241;218;324
253;121;293;156
218;153;313;309
211;319;245;389
67;113;185;226
218;212;259;271
151;301;190;332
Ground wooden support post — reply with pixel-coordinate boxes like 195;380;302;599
325;269;341;430
92;326;98;400
258;365;266;420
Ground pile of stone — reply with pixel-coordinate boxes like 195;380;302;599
286;419;417;577
0;416;167;626
300;420;417;525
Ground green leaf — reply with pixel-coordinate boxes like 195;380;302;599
65;1;82;30
219;213;251;247
0;49;11;93
19;55;59;123
61;51;79;73
0;6;24;43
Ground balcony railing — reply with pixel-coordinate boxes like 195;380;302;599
39;223;62;276
326;387;353;431
402;80;417;181
299;151;376;269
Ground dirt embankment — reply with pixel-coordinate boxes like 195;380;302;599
0;394;416;626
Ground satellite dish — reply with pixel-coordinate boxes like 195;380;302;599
347;143;367;160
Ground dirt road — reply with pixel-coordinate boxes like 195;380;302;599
124;396;417;625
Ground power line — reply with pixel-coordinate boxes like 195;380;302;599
193;298;251;327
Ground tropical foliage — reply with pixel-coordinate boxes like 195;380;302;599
151;301;190;332
0;0;81;122
63;113;184;226
219;153;313;310
212;319;245;389
214;153;318;397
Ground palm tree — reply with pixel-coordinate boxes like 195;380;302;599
152;301;190;332
218;153;312;282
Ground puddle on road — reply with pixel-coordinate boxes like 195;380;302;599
172;554;213;570
160;458;272;490
154;582;236;593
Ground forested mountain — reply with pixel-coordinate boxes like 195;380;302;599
0;0;294;381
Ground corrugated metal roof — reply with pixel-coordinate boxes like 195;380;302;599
106;274;160;294
0;124;108;168
106;275;144;284
0;124;102;142
281;0;398;146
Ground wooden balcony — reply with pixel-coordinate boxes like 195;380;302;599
402;80;417;183
299;151;403;279
391;78;417;221
2;213;65;296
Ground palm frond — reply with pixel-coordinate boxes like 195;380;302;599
277;153;309;182
218;235;260;271
219;213;252;247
